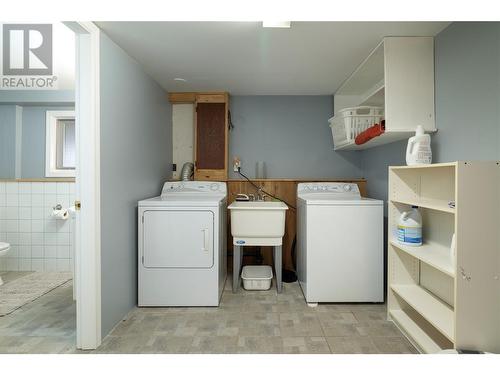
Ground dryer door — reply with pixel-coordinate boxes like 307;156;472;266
142;210;214;269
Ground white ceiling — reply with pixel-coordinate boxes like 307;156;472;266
97;22;449;95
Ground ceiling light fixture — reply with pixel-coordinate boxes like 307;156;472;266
173;78;187;82
262;21;291;28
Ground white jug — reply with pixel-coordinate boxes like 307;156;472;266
397;206;422;246
406;125;432;165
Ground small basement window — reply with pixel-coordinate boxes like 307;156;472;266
46;110;76;177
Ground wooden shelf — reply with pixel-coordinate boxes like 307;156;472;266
390;240;455;277
390;198;455;214
388;161;500;353
334;131;423;151
389;162;457;170
359;80;385;107
389;309;443;353
391;284;455;342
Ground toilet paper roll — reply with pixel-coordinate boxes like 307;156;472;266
52;209;69;220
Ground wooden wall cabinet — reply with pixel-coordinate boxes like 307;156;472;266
387;161;500;353
194;93;229;181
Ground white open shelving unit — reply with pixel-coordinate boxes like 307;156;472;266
389;240;455;278
332;37;436;150
387;161;500;354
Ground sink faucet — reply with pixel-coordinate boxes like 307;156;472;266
247;187;266;202
256;186;266;201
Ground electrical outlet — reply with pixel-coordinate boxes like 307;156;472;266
233;156;241;172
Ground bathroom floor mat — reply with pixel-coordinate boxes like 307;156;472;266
0;272;72;316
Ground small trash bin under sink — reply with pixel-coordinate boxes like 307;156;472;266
241;265;273;290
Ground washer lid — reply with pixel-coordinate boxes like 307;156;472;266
300;195;383;205
297;182;362;198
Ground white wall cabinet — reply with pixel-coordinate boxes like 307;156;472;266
332;37;436;150
387;161;500;353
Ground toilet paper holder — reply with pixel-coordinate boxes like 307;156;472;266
52;204;70;220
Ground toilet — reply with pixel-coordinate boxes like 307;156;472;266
0;242;11;286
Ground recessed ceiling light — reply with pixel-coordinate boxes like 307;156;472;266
173;78;187;82
262;21;291;28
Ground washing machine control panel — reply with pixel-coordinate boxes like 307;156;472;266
298;182;360;196
161;181;227;195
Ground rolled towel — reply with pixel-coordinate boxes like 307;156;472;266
355;120;386;145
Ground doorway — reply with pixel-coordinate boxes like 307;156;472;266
0;22;78;353
0;21;102;352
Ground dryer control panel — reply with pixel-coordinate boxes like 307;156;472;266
297;182;360;196
161;181;227;196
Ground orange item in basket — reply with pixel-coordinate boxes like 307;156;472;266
355;120;386;145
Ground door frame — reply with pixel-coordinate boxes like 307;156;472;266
64;21;101;350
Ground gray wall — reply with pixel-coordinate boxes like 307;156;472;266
0;90;74;105
229;96;363;179
0;105;17;177
361;22;500;203
0;104;74;179
99;32;172;337
21;106;74;178
0;86;75;179
433;22;500;162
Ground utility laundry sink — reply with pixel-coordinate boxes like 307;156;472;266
228;201;288;246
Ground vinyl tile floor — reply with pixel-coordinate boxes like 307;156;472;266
0;271;34;284
0;272;76;354
94;278;418;354
0;275;418;354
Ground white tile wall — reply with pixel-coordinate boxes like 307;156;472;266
0;181;75;272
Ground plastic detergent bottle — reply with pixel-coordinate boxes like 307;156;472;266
406;125;432;165
397;206;422;246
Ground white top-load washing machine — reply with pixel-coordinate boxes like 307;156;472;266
297;182;383;304
138;181;227;306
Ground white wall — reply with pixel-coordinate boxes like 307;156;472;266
0;181;75;272
172;103;194;179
